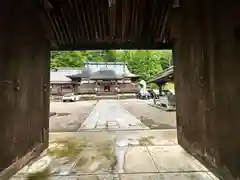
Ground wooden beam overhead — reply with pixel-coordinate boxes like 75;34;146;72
51;41;173;51
41;0;172;50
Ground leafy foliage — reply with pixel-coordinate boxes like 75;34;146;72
51;51;84;68
50;50;172;80
150;83;159;89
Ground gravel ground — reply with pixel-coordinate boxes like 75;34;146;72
49;99;176;132
49;100;97;132
120;99;176;129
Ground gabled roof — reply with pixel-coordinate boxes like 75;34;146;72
67;67;92;79
50;68;82;83
54;67;82;71
50;71;72;83
148;66;174;83
50;62;139;82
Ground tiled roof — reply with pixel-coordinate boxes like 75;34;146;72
50;68;82;83
148;66;174;83
90;68;122;80
50;62;139;82
84;61;138;78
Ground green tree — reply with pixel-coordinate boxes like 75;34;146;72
102;50;116;62
50;50;172;80
50;51;84;68
127;50;164;80
115;50;131;62
151;50;172;69
150;83;159;89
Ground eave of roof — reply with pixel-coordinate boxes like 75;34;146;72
90;77;123;80
148;66;174;83
50;81;78;84
124;73;140;78
85;61;126;65
66;74;82;79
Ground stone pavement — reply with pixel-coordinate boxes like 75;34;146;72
79;100;148;130
11;100;219;180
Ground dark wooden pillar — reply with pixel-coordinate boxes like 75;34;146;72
0;0;49;178
171;0;240;179
158;84;162;96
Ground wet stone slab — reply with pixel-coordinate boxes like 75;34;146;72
11;172;215;180
11;174;116;180
120;172;216;180
49;130;178;148
147;145;209;173
49;131;115;148
11;131;219;180
58;174;117;180
15;147;117;178
115;129;177;146
14;137;157;178
123;146;158;173
10;176;64;180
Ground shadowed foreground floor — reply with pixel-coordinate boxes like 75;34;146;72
11;100;218;180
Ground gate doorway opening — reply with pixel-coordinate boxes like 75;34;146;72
47;49;181;180
104;84;110;92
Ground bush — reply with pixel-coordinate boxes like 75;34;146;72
150;83;159;89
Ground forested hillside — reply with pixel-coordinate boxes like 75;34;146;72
51;50;172;80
